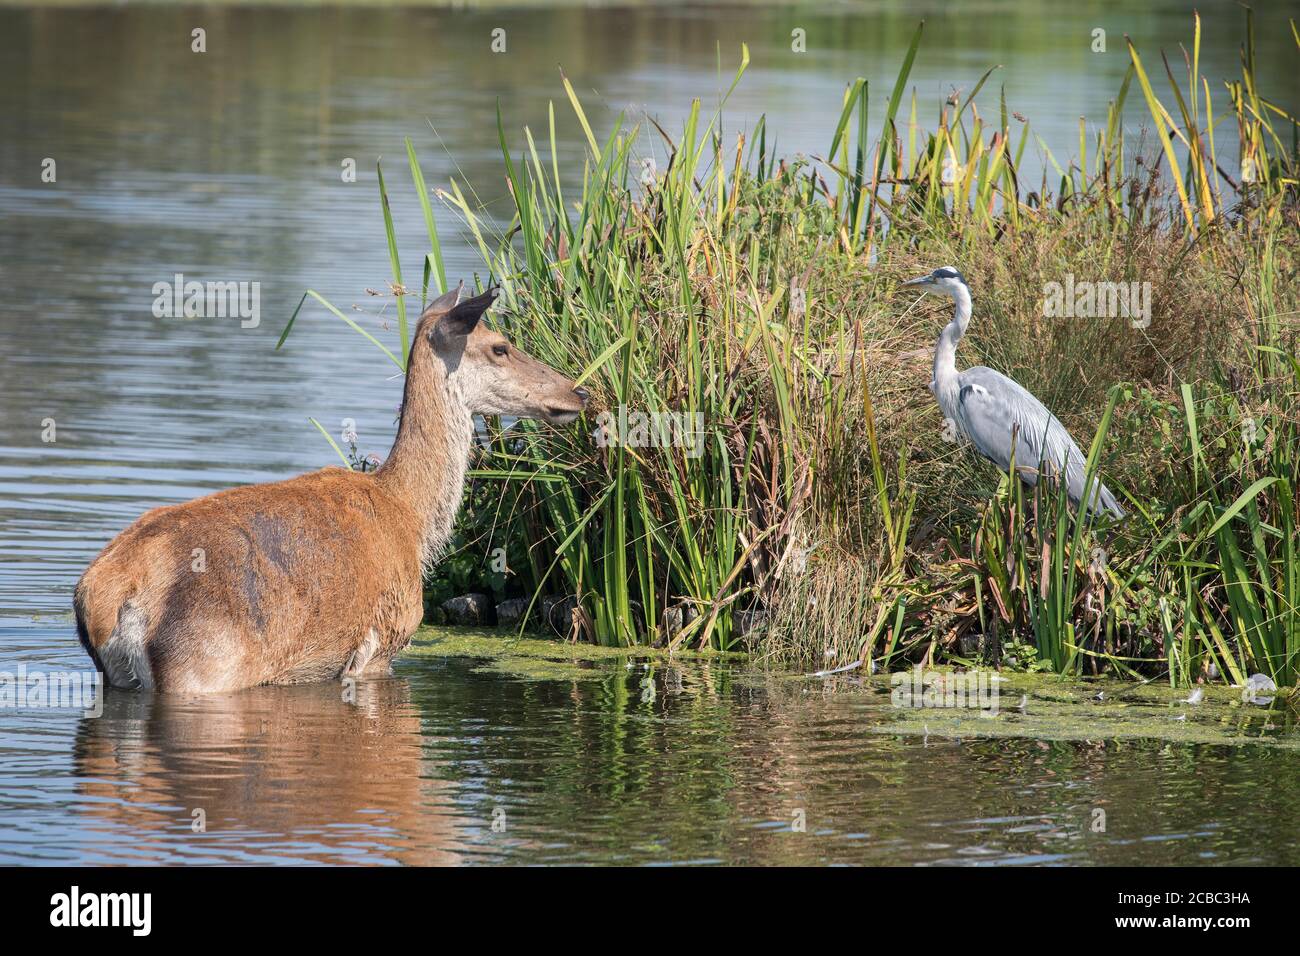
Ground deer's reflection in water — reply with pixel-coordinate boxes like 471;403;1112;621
71;676;465;865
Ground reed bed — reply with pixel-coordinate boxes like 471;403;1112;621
287;11;1300;689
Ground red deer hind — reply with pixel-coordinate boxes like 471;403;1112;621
75;284;588;693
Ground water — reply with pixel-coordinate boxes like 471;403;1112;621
6;652;1300;865
2;1;1299;865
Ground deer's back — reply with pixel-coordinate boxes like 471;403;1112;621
76;467;425;692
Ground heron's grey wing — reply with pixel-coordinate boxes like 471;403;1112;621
956;366;1085;485
956;367;1123;517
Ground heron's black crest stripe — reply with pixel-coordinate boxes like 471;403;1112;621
933;267;967;285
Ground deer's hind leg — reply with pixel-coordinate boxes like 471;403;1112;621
342;628;382;678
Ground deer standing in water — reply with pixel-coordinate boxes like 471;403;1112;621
75;284;588;693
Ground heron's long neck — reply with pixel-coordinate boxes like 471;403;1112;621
932;287;971;420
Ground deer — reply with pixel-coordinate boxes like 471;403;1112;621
74;283;589;694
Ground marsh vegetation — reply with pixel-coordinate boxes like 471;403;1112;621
288;11;1300;692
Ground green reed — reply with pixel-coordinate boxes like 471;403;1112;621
282;11;1300;686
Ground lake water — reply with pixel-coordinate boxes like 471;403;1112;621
2;0;1299;865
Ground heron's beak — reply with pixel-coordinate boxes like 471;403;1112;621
902;275;930;288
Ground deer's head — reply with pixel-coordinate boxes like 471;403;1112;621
418;283;589;425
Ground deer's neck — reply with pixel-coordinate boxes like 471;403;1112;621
375;341;474;568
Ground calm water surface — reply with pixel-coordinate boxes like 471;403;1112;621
2;1;1299;865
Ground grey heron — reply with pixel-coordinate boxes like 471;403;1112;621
903;266;1125;519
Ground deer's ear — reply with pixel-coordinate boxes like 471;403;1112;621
421;280;464;318
438;286;498;338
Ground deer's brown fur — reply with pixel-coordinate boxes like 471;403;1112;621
75;284;587;693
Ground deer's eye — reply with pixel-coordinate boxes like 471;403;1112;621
492;344;509;357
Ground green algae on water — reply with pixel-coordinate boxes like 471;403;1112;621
402;630;1300;749
401;625;743;682
859;669;1300;750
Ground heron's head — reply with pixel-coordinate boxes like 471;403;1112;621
901;266;968;298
